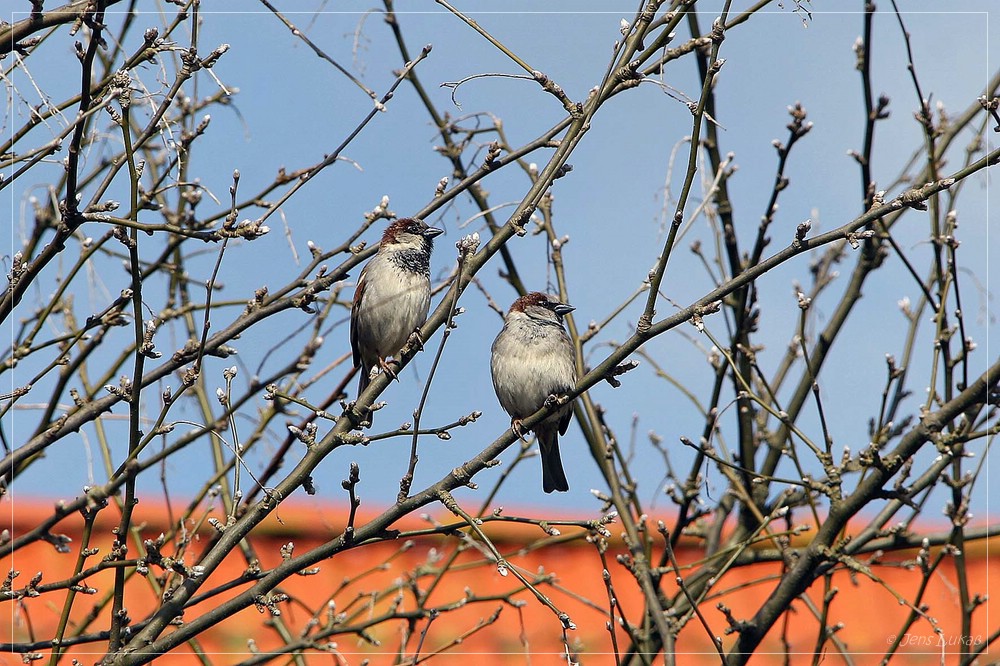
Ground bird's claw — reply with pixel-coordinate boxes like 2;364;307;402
379;357;400;382
511;419;526;440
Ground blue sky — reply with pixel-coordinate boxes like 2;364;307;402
7;1;995;521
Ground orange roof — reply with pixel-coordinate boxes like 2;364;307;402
3;498;996;664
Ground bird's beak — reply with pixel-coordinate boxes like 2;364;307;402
554;303;575;316
423;226;445;238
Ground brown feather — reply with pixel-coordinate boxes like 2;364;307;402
350;270;367;371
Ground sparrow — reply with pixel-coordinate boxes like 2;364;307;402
351;218;444;408
490;292;577;493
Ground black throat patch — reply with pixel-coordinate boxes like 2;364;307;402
389;242;432;275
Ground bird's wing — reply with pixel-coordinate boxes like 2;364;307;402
350;268;366;369
557;385;574;436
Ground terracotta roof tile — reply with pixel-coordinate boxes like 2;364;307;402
4;499;995;663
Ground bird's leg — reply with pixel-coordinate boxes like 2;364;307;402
378;356;399;382
407;328;425;352
510;418;527;440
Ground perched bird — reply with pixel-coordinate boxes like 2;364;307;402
351;218;444;408
491;292;577;493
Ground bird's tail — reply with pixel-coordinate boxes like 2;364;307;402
537;427;569;493
357;364;370;396
357;365;373;427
